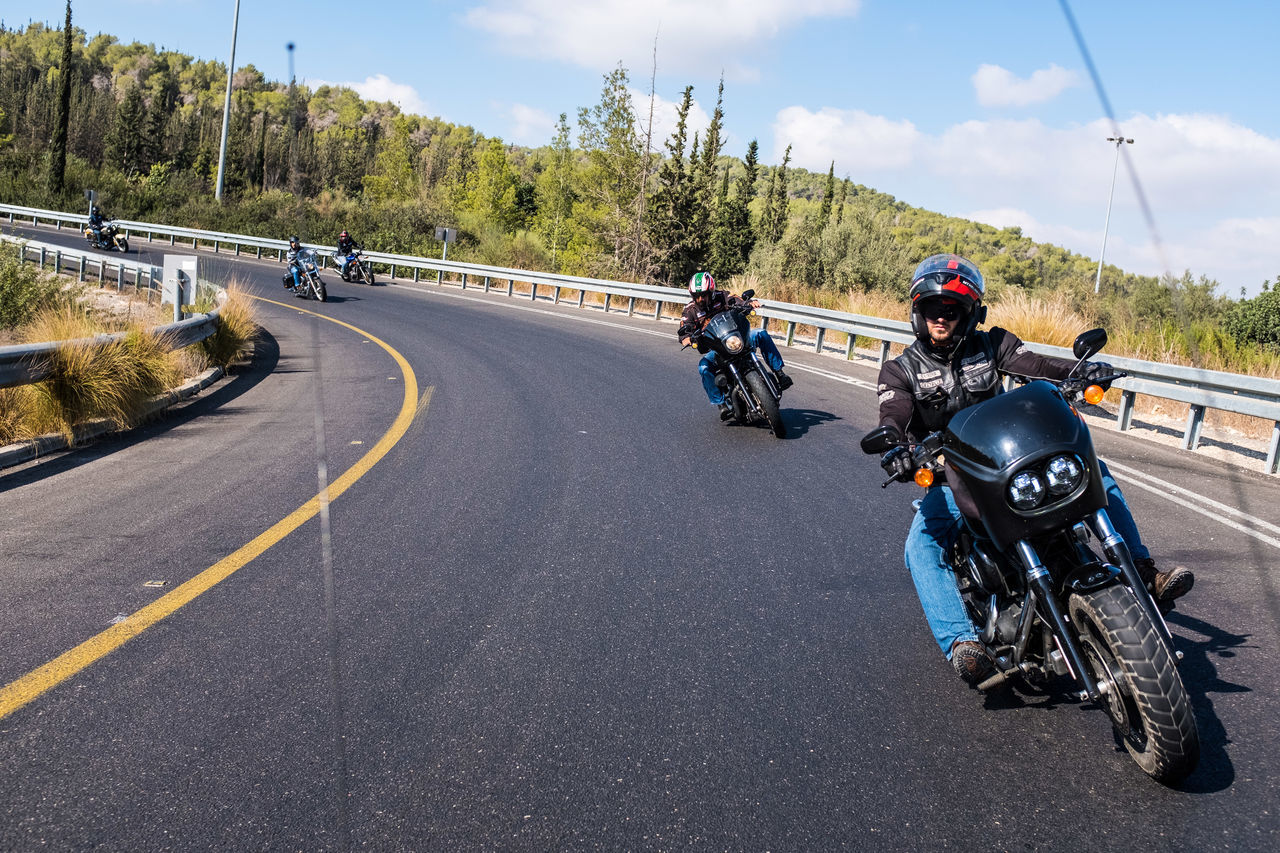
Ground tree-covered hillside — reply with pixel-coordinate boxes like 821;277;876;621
3;15;1278;361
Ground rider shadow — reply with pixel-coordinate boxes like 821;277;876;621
0;329;281;487
777;407;841;439
316;293;360;303
1162;609;1248;793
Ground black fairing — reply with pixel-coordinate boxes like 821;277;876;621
701;310;751;361
944;381;1107;551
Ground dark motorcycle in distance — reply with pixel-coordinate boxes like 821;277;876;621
333;247;375;285
687;289;787;438
84;221;129;253
860;328;1198;784
285;248;328;302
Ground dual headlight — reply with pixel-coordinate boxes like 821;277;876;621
724;334;745;354
1007;455;1085;511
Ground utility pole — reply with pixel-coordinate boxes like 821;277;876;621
214;0;242;202
1095;136;1134;294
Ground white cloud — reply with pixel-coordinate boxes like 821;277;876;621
774;108;1280;295
972;63;1080;107
464;0;860;78
309;74;429;116
507;103;556;145
774;106;919;170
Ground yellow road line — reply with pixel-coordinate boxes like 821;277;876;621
0;297;420;721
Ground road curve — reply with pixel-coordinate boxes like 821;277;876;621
1;225;1278;850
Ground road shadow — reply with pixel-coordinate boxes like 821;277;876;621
1163;609;1247;793
0;329;281;487
779;407;841;439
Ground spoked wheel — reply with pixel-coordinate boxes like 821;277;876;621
1069;585;1199;784
311;278;327;302
744;370;786;438
116;237;129;253
364;262;375;285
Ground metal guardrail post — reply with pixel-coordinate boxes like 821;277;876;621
577;290;585;309
878;340;891;365
461;273;468;290
653;301;662;320
785;322;796;347
78;256;85;282
484;276;491;293
214;240;220;253
390;264;397;280
413;267;420;283
530;283;537;301
1268;424;1280;475
507;279;514;297
39;247;46;269
1117;390;1136;431
255;245;261;259
814;328;825;354
627;297;636;317
170;234;175;246
846;334;856;360
604;294;611;313
1183;405;1206;450
554;286;561;305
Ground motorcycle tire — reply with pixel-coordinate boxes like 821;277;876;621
744;370;786;438
116;237;129;253
312;278;327;302
1068;585;1199;784
363;262;375;285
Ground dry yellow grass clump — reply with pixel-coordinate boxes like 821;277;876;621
198;284;260;369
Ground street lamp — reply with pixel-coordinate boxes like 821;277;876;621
214;0;242;202
1094;135;1134;294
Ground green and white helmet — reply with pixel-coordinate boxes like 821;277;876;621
688;271;716;296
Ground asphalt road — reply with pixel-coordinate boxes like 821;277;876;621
2;225;1278;851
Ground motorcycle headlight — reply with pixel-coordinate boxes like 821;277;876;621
1044;455;1083;496
1008;471;1046;510
725;334;744;353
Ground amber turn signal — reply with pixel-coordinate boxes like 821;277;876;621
914;468;934;488
1083;384;1106;405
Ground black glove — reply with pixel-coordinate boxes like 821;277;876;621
1083;361;1115;391
880;446;914;481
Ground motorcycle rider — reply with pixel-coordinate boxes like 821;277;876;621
336;230;362;280
87;205;107;245
875;254;1194;687
679;272;793;420
283;235;303;290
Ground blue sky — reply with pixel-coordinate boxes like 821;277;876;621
13;1;1280;296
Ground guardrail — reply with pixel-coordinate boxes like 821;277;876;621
0;234;222;390
4;202;1278;474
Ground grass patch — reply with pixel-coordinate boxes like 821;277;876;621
197;283;259;369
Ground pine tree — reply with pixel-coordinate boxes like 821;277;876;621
818;161;835;232
764;144;792;243
646;85;695;286
709;139;759;277
47;1;74;195
835;177;849;226
106;85;147;176
534;113;576;272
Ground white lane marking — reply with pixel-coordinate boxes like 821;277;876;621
400;281;1279;548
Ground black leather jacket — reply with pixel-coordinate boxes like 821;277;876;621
877;327;1076;442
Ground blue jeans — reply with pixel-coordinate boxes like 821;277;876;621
904;459;1149;658
698;329;785;405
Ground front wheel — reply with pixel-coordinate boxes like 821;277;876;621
744;370;786;438
363;262;375;285
1069;585;1199;784
311;277;327;302
116;236;129;253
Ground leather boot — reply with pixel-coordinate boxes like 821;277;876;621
1134;557;1194;604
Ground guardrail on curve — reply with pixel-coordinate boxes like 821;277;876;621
3;202;1277;474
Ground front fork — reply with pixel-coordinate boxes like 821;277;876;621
1013;540;1105;702
1089;509;1180;660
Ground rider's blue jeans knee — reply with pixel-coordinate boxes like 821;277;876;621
750;330;785;371
1098;460;1150;561
903;485;978;657
698;353;725;405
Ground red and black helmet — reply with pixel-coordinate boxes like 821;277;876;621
340;230;349;239
908;254;987;344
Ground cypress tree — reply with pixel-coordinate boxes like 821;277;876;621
47;1;73;195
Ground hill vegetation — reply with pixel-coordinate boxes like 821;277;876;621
2;15;1278;382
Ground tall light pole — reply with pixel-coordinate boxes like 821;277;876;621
214;0;242;202
1094;135;1133;294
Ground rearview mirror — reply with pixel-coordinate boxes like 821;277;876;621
860;425;904;455
741;289;755;300
1073;328;1108;360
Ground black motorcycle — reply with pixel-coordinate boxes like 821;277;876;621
83;220;129;253
860;329;1198;784
689;289;787;438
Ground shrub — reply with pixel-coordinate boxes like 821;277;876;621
0;242;74;330
1223;285;1280;351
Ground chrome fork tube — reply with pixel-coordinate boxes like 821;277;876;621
1090;509;1177;655
1014;539;1103;700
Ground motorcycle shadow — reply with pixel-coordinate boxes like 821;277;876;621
1161;609;1247;793
762;407;841;439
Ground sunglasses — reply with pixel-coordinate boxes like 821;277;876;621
921;302;963;322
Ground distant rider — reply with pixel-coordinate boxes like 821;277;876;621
283;235;303;290
678;271;793;420
336;230;362;280
873;253;1194;687
87;206;107;244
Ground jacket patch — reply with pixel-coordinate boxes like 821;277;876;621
878;389;896;402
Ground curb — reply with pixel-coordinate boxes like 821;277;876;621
0;364;225;471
